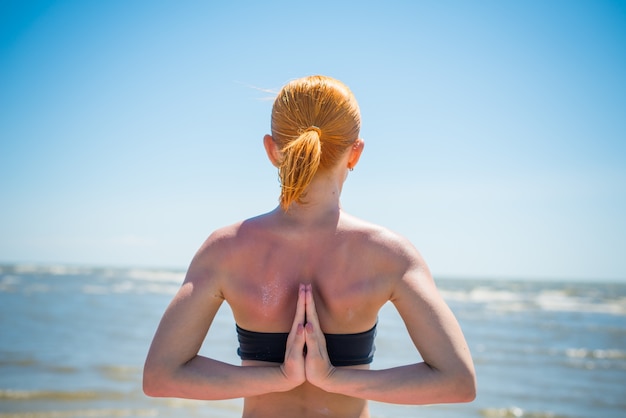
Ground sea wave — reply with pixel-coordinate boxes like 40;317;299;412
565;348;626;360
0;409;157;418
563;347;626;371
124;269;184;283
0;264;184;296
96;365;142;382
480;406;569;418
0;390;125;401
440;284;626;316
536;290;626;315
81;281;180;295
0;264;102;277
0;264;184;284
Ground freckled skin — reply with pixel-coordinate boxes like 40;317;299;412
260;277;283;316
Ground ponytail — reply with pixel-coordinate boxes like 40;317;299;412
270;75;361;211
278;127;322;210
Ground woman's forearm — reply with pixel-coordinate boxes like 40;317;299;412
319;362;476;405
143;355;294;400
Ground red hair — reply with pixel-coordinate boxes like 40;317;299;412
271;75;361;210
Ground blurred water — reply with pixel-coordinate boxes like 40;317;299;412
1;265;625;417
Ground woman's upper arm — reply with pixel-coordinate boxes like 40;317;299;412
390;248;475;380
145;238;226;371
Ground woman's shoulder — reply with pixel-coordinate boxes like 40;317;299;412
196;212;275;255
338;213;428;292
339;212;420;260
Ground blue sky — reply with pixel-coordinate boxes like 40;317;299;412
1;0;625;281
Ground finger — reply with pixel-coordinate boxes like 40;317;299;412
304;284;321;330
303;285;327;351
285;323;305;359
290;284;306;333
281;322;306;387
282;285;307;386
286;284;306;347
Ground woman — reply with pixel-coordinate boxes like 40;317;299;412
143;75;476;417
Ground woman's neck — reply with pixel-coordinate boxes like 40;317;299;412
276;170;346;228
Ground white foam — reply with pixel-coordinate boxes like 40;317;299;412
566;348;626;360
440;287;523;303
2;264;185;284
440;284;626;316
536;290;626;315
125;269;184;283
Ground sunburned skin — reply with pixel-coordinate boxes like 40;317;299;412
143;75;476;418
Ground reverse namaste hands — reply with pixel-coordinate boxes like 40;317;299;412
281;284;336;390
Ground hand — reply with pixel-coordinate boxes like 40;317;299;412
280;284;307;388
302;284;336;388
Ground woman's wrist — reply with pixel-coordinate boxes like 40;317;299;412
306;365;342;393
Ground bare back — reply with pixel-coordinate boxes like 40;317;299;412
202;209;413;417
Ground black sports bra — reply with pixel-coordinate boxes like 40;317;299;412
236;323;377;367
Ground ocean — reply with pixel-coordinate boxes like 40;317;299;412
0;264;624;418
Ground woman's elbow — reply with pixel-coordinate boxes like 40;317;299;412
142;369;162;397
451;367;477;403
143;362;173;398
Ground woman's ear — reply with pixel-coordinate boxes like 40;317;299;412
263;134;282;167
347;138;365;170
